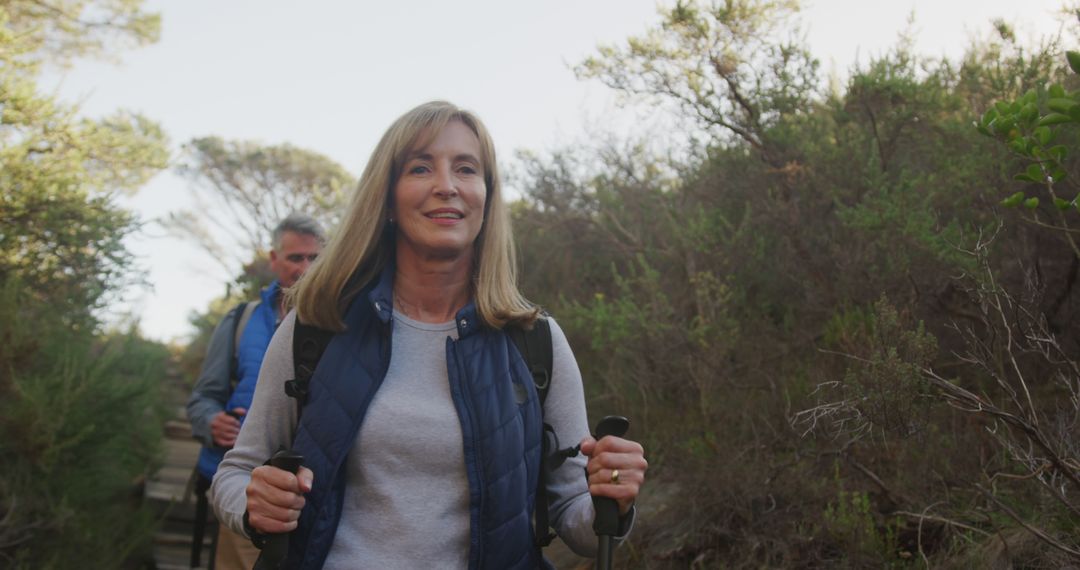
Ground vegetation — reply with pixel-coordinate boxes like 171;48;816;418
168;137;353;277
0;0;170;567
10;0;1080;567
512;1;1080;566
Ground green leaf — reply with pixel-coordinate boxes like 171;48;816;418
1021;89;1037;105
1049;145;1068;162
1069;104;1080;121
1068;51;1080;74
1024;197;1040;209
1054;197;1072;210
1001;191;1026;206
994;117;1018;137
1048;98;1078;113
1034;126;1052;146
1027;163;1044;182
995;100;1011;114
1013;173;1035;183
1050;84;1067;98
981;107;999;126
1052;168;1067;183
1039;113;1073;126
1020;102;1039;123
1009;138;1030;155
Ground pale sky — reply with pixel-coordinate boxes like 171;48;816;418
44;0;1069;342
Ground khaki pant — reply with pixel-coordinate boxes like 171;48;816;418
214;524;261;570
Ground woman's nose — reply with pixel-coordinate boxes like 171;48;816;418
433;165;458;197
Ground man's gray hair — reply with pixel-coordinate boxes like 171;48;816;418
272;212;326;249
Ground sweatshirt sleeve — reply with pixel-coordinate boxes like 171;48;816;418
210;311;300;535
186;309;238;447
542;317;635;557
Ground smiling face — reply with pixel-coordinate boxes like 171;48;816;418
391;119;487;268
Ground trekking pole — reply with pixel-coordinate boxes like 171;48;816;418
190;473;212;569
252;450;304;570
592;415;629;570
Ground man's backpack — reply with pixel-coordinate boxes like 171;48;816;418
288;316;564;549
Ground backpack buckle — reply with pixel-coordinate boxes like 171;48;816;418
531;366;550;392
284;379;309;402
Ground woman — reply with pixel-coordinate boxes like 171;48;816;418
211;101;648;569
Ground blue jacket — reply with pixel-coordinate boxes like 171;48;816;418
287;269;546;569
196;281;281;479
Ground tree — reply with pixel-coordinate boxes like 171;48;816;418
0;1;171;566
168;136;354;276
0;3;168;327
2;0;159;66
576;0;818;167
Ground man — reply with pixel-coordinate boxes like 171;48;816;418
186;212;325;569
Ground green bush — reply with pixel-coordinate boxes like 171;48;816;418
0;279;169;568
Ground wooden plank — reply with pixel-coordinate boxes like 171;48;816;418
165;419;194;439
153;542;207;570
147;372;209;569
156;531;213;547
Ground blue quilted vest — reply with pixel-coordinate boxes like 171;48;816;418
286;269;545;569
196;281;281;479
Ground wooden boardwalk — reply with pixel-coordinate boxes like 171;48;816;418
144;410;215;570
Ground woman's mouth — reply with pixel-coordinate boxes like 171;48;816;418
426;209;464;220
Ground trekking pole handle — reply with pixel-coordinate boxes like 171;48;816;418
592;416;629;536
592;416;629;570
252;450;304;570
269;450;304;475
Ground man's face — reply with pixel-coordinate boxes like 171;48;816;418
268;230;322;288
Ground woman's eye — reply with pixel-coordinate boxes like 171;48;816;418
408;165;430;175
458;165;478;175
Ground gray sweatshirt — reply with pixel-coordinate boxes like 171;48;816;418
211;311;630;567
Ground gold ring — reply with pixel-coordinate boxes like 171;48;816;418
611;469;620;484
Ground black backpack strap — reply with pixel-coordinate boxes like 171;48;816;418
507;317;559;548
507;317;553;405
288;318;333;422
227;302;249;390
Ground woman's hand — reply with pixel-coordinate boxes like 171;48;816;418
580;435;648;516
245;465;314;533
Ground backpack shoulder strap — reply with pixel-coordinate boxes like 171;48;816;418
233;301;259;351
507;316;559;549
507;316;553;406
228;301;258;388
287;317;334;421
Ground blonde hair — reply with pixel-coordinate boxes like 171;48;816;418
291;101;538;331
